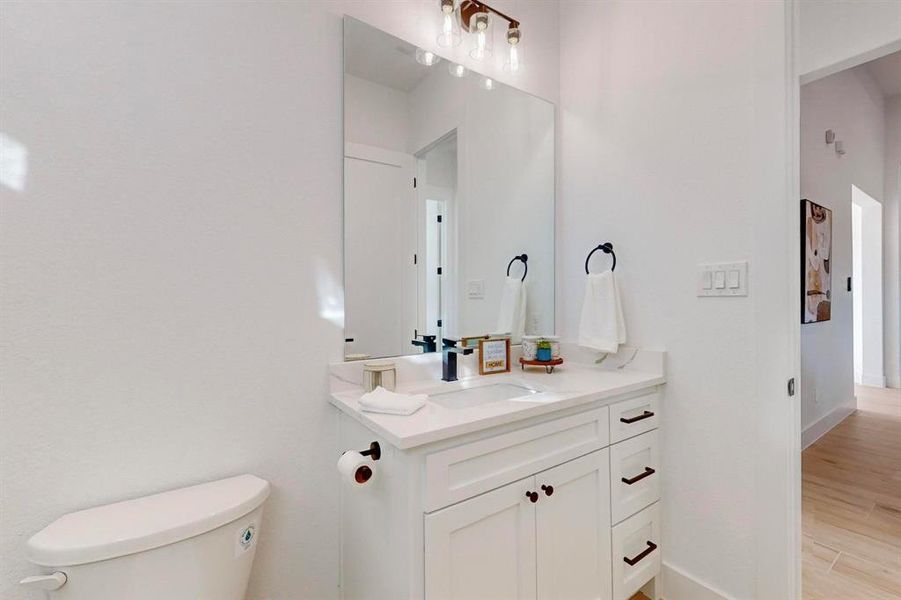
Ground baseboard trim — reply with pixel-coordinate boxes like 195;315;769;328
660;562;733;600
888;375;901;389
801;404;855;449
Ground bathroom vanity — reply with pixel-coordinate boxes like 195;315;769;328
330;347;665;600
336;17;661;599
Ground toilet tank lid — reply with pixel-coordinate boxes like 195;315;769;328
26;474;270;567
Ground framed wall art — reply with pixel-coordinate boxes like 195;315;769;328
801;199;832;324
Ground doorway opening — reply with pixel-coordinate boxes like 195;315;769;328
415;131;457;343
798;49;901;599
851;184;884;387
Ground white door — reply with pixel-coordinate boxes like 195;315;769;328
535;450;612;600
424;476;538;600
344;143;415;358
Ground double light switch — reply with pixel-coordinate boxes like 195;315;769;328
698;261;748;297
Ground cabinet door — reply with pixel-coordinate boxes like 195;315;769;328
424;476;537;600
535;450;612;600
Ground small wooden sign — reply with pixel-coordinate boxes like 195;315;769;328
479;338;511;375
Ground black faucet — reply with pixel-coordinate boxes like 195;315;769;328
442;338;473;382
411;334;437;354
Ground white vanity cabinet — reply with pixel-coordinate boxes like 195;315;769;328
336;385;663;600
424;450;612;600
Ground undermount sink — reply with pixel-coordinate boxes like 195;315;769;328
424;381;540;410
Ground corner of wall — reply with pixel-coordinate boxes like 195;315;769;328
660;562;733;600
801;400;856;449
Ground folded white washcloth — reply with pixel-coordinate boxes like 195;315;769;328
495;276;527;343
578;271;627;354
358;386;427;416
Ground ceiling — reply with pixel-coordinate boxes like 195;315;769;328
344;18;432;93
865;50;901;97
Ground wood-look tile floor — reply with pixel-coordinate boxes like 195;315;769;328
803;385;901;599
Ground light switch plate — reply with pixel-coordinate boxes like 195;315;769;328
467;279;485;299
698;261;748;297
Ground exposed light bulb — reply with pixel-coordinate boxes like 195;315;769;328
504;26;522;73
505;44;520;72
415;48;440;66
472;30;487;60
436;2;461;48
468;11;492;60
479;76;494;91
447;62;468;78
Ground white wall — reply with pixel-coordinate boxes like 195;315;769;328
344;74;410;153
0;2;561;598
800;66;886;432
885;95;901;388
559;2;795;598
799;0;901;83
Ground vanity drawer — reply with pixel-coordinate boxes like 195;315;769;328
424;407;609;512
612;502;661;600
610;430;660;524
609;391;660;443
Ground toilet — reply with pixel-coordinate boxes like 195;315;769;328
20;474;270;600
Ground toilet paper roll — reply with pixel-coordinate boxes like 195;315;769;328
337;450;376;486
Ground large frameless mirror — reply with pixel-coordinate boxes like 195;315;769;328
343;17;554;360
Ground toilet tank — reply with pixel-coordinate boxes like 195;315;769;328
22;474;270;600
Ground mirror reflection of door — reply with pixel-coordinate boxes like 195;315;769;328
344;144;416;359
417;132;457;345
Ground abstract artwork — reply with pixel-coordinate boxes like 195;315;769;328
801;199;832;323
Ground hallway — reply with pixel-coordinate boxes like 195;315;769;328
802;386;901;599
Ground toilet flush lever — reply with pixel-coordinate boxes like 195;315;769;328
20;572;67;591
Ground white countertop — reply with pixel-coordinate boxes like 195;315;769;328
329;349;665;449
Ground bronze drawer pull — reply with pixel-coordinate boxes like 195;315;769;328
541;484;554;496
620;410;654;424
525;491;539;503
623;541;657;566
621;467;655;485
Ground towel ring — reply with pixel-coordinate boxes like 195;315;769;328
506;254;528;281
584;243;616;274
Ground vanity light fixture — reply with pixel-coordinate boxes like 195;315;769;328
466;6;493;60
447;62;469;78
436;0;462;47
438;0;523;69
415;48;441;66
504;26;521;72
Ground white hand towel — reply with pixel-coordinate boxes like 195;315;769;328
578;271;626;354
495;276;527;343
359;386;427;416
